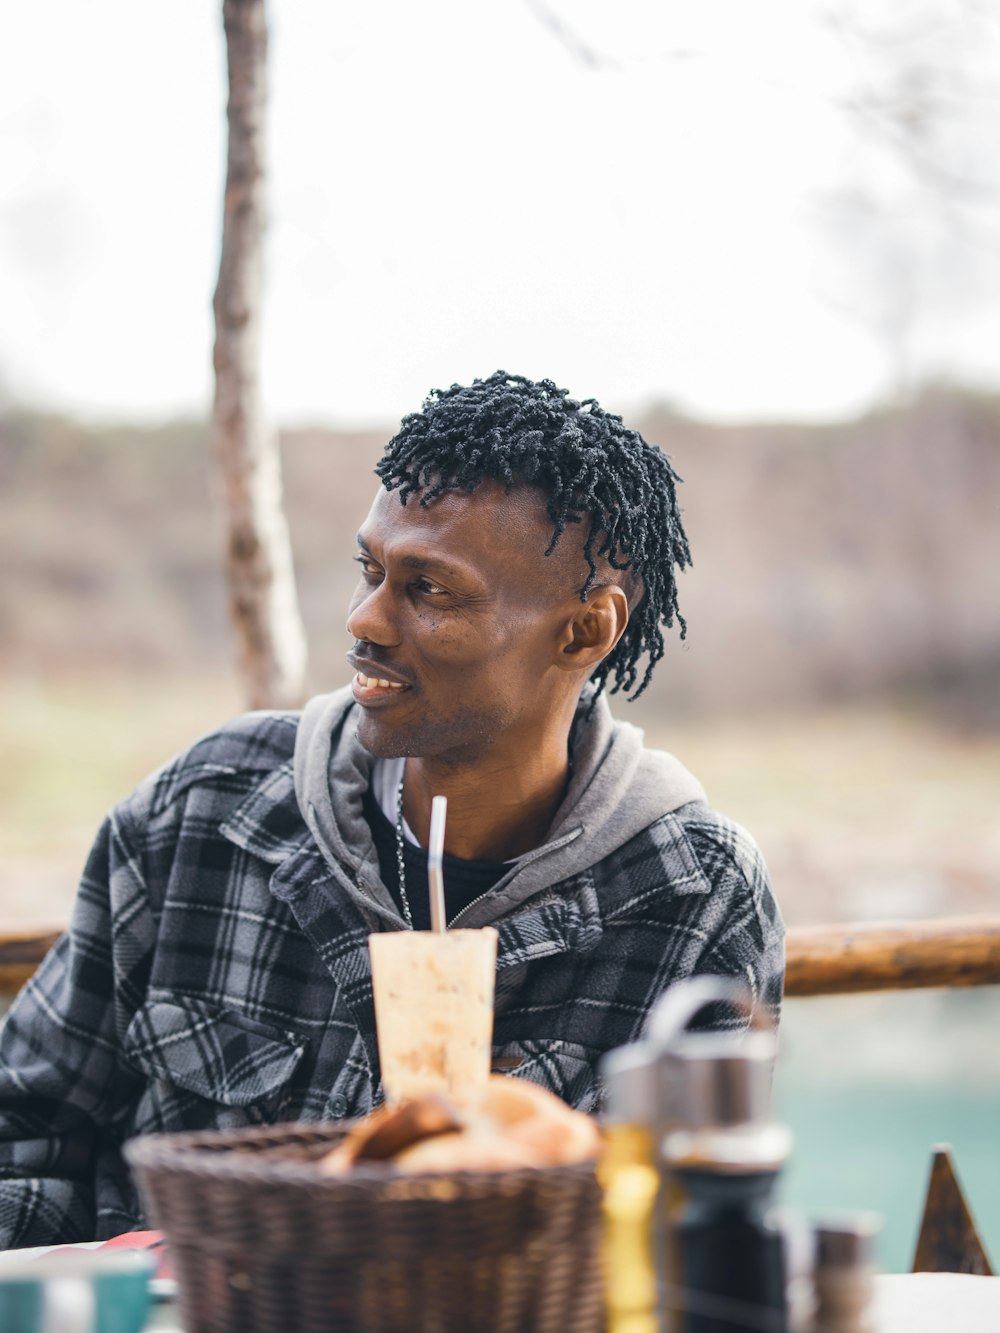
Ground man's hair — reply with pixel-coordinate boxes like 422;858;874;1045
375;370;692;701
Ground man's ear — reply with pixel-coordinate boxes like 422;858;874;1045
557;585;630;673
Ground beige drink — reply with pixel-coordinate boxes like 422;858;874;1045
369;927;499;1109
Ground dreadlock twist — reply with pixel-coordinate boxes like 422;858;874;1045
375;371;691;701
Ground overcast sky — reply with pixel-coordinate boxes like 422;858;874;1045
2;0;999;426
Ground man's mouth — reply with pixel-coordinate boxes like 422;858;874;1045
354;672;406;691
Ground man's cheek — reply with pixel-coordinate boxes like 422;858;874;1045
421;624;470;653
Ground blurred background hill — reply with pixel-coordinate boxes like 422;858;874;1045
4;386;999;716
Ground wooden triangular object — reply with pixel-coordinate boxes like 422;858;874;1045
912;1144;995;1275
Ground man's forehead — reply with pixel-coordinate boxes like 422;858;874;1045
358;481;594;592
363;480;554;545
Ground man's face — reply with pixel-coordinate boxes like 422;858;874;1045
346;481;586;764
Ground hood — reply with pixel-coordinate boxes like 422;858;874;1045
293;683;706;929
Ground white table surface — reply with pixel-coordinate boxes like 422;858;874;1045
139;1272;1000;1333
4;1247;999;1331
146;1275;1000;1332
874;1272;1000;1332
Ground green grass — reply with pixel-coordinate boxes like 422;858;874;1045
647;706;1000;842
0;673;241;853
647;707;1000;928
0;673;242;924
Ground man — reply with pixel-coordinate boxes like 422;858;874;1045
0;371;783;1248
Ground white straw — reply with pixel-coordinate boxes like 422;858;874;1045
428;795;448;933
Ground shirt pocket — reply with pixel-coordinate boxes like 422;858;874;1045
491;1038;600;1113
123;998;306;1108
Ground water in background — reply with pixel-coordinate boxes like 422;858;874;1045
774;988;1000;1273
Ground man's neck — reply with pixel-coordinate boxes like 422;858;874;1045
399;741;573;863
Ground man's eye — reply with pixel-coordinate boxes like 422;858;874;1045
414;577;446;595
353;555;381;578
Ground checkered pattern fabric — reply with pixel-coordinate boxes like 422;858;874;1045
0;710;783;1247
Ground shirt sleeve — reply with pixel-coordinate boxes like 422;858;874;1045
0;805;151;1248
683;813;786;1030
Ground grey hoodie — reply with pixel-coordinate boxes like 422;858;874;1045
293;683;707;930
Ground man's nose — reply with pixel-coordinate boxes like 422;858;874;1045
346;580;400;647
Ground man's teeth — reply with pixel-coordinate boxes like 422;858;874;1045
356;672;405;690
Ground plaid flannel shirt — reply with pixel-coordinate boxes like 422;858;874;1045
0;709;783;1248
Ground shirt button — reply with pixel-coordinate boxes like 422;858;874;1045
330;1094;348;1118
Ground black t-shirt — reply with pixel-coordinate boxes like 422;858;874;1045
361;782;510;930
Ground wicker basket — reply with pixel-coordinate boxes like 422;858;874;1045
125;1121;604;1333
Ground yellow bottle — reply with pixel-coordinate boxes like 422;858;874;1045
600;1044;662;1333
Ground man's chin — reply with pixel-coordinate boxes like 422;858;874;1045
353;693;511;764
355;711;410;759
357;719;400;762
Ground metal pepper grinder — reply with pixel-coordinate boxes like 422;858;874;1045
660;1029;791;1333
599;981;736;1333
648;978;791;1333
601;979;790;1333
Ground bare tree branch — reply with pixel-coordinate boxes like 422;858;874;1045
214;0;307;709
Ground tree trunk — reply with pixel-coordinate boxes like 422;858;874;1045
214;0;307;710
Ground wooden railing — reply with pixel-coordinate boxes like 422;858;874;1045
0;929;62;998
3;915;1000;1001
784;915;1000;997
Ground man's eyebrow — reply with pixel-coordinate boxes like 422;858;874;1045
355;533;468;577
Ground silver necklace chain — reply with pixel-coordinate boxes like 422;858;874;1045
394;771;414;928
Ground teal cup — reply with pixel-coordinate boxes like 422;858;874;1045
0;1249;155;1333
